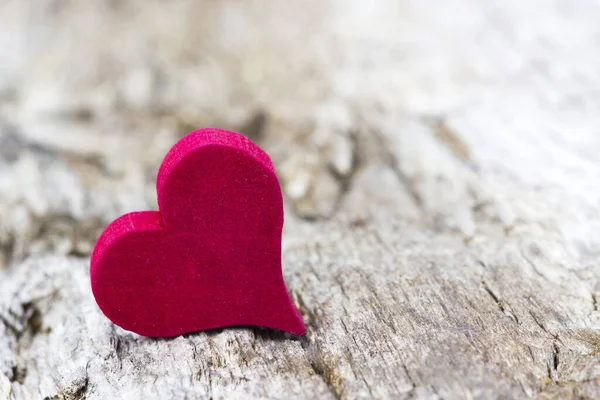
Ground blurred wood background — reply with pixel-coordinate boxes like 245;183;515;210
1;1;600;399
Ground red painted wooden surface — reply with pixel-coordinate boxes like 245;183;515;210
90;128;305;337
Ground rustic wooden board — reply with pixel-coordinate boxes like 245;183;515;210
1;1;599;399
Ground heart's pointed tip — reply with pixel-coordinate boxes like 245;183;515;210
284;305;307;336
292;323;307;337
275;322;305;337
279;312;306;336
262;296;306;336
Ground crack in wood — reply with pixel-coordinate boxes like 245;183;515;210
430;117;472;165
481;280;519;323
370;128;425;212
325;130;361;221
295;293;344;399
301;335;343;400
552;341;560;372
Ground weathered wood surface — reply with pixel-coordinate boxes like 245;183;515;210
1;0;600;399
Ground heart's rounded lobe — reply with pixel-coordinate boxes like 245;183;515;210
90;128;305;337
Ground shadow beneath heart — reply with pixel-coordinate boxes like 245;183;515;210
176;325;302;343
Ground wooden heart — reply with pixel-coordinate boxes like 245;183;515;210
90;128;305;337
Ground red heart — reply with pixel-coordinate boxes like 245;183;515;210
90;128;305;337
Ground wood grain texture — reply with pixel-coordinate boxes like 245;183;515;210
1;0;599;399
